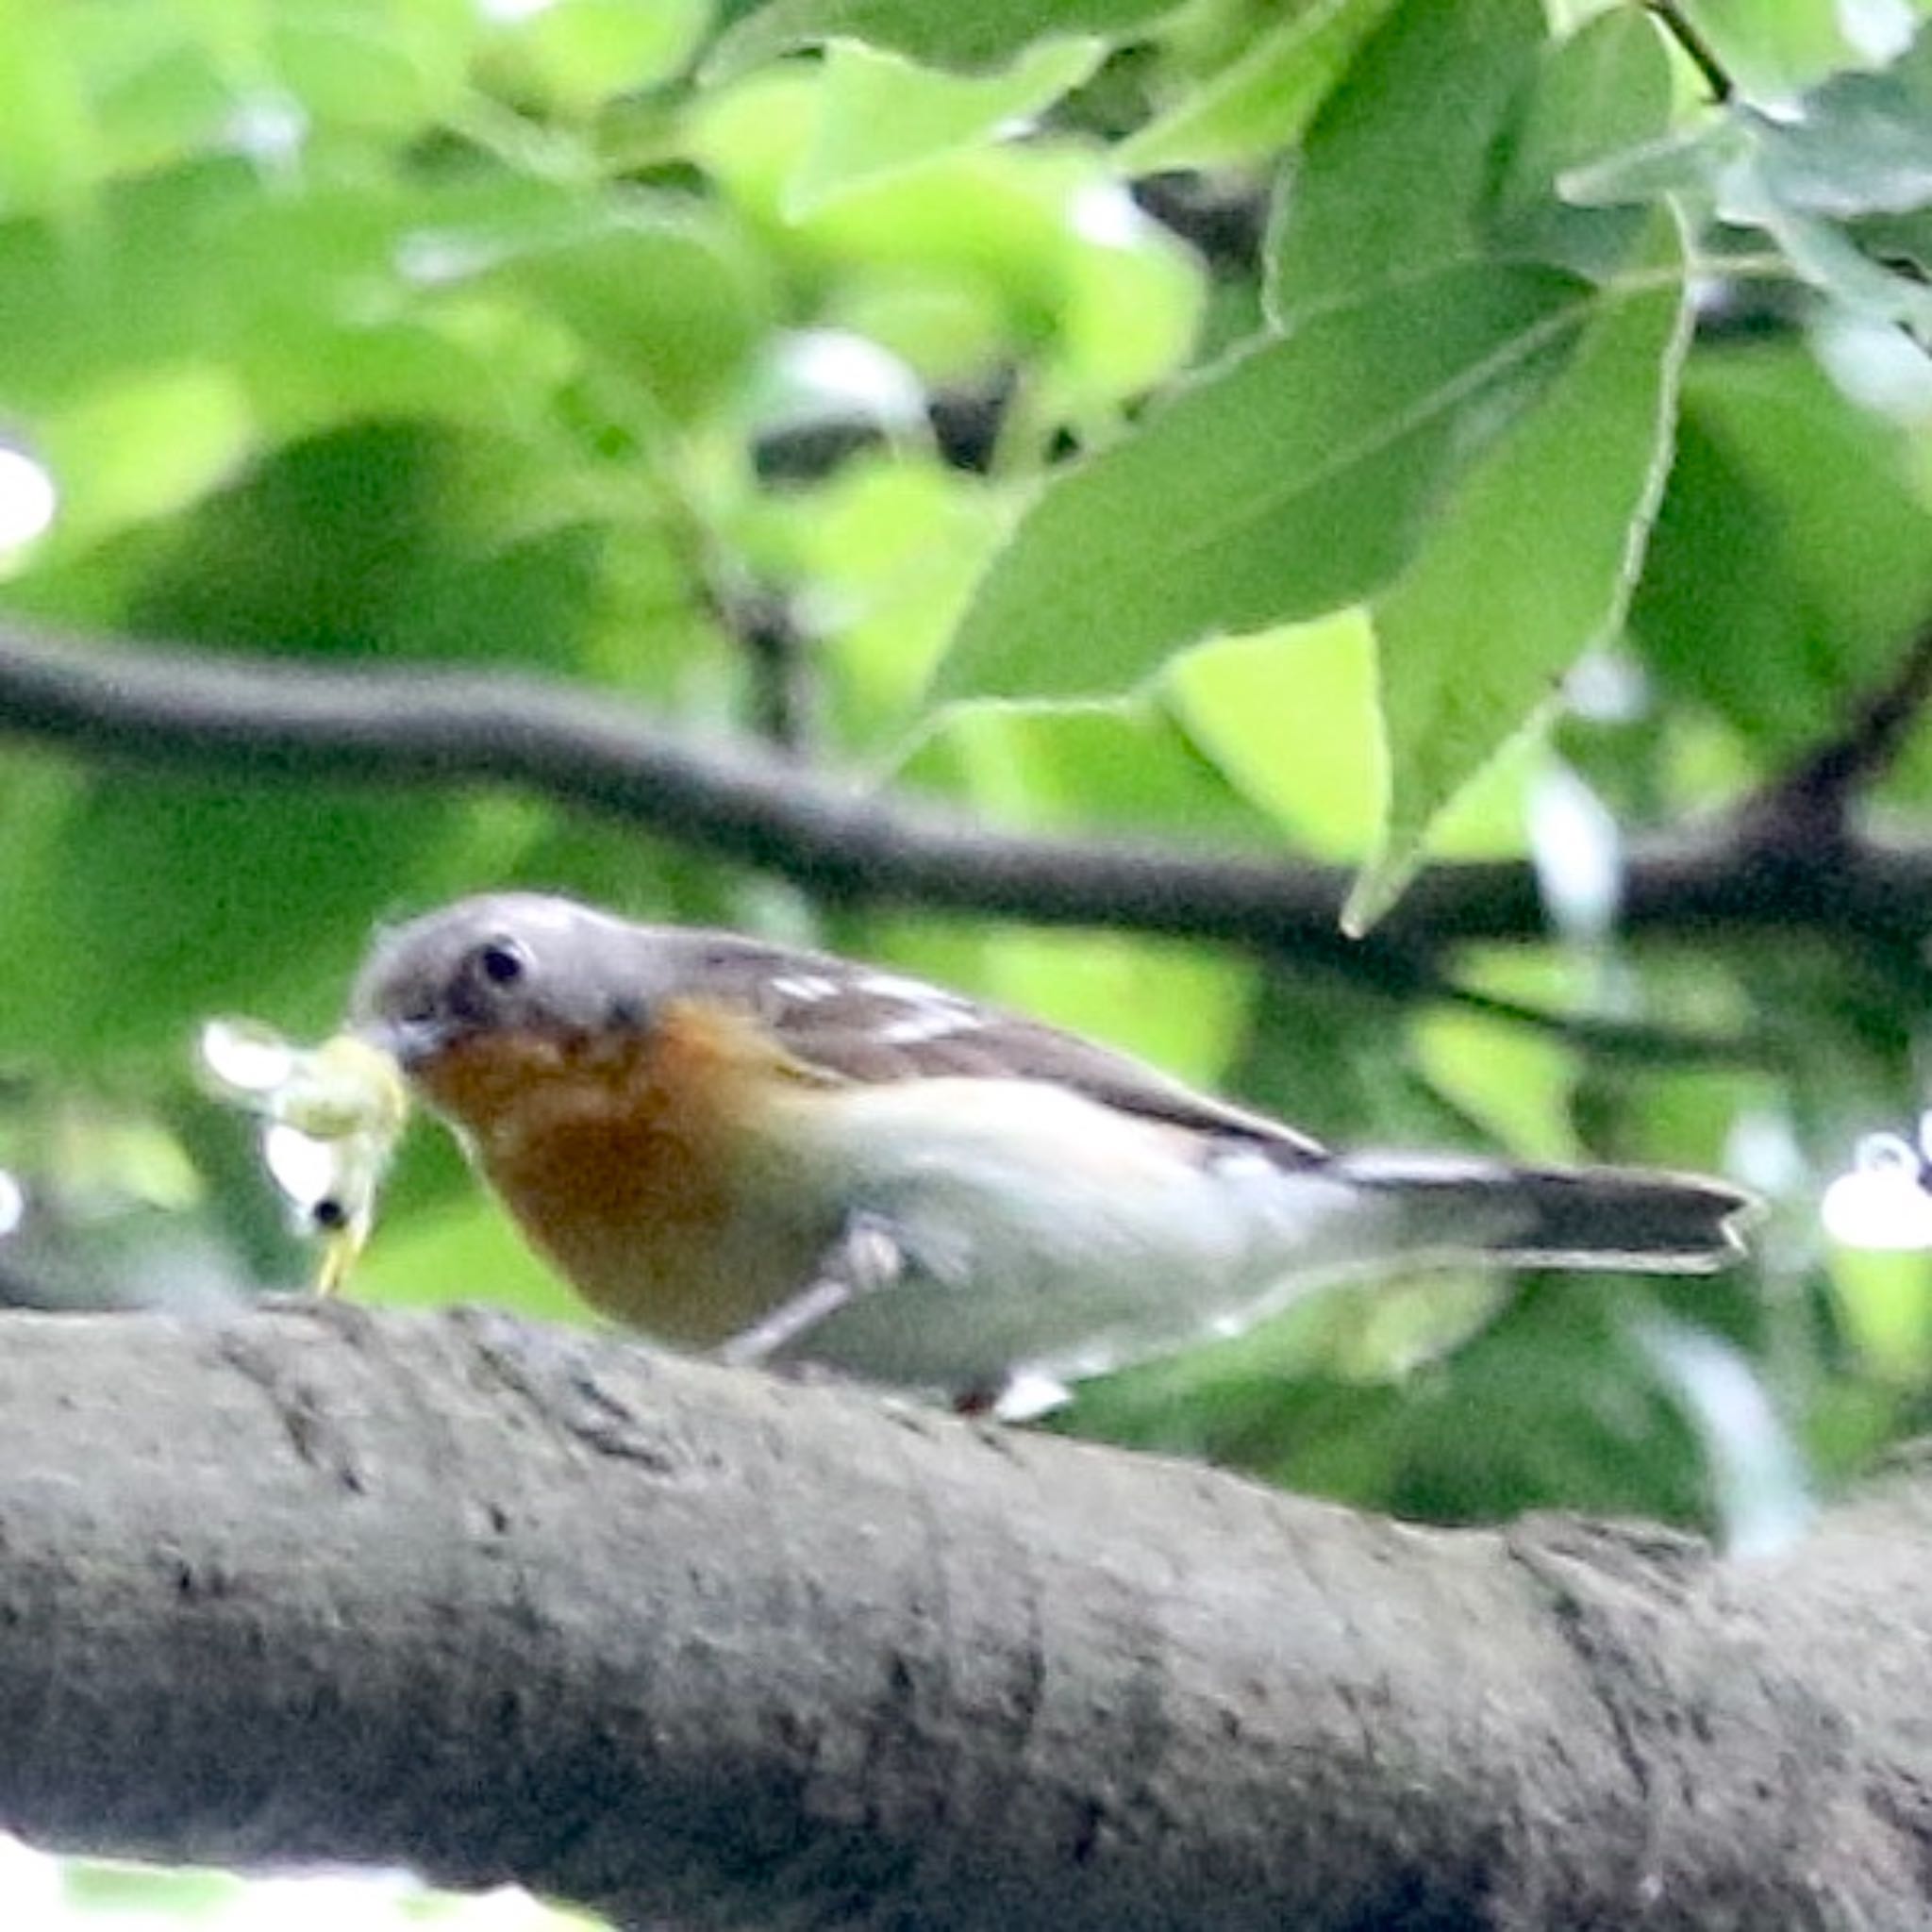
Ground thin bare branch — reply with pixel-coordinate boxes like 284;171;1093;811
1740;622;1932;846
1646;1;1735;104
0;623;1929;981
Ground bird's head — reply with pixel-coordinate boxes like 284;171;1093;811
350;892;674;1083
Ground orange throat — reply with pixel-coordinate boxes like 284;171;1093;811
410;1002;833;1345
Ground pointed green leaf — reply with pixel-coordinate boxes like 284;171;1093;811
1568;25;1932;327
789;39;1103;215
1491;8;1675;278
432;198;773;421
1675;0;1873;98
1631;343;1932;760
1167;613;1544;863
936;260;1589;704
1724;164;1932;329
1267;0;1546;317
1345;219;1690;933
705;0;1175;81
1118;0;1402;175
479;0;710;116
1560;120;1749;211
1748;25;1932;216
900;695;1280;845
1163;615;1383;858
0;0;95;217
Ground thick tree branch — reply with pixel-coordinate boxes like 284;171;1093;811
0;1303;1929;1930
0;624;1928;978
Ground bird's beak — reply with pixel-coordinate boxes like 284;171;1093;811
355;1013;457;1073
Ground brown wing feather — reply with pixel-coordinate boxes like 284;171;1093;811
659;931;1329;1167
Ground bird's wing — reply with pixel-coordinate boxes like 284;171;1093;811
665;932;1330;1167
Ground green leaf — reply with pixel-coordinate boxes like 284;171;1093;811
1490;8;1676;278
1572;132;1932;329
1232;970;1501;1149
216;177;595;435
694;78;1202;400
1724;165;1932;329
1257;0;1688;928
1568;25;1932;330
1560;119;1747;210
788;38;1103;215
478;0;711;116
73;1;237;178
1058;1278;1737;1524
35;363;255;550
1680;0;1901;100
1630;341;1932;759
1167;611;1544;862
758;456;1007;743
418;196;771;423
0;163;759;442
1827;1242;1932;1381
103;420;608;667
1052;189;1205;402
0;163;247;412
1346;219;1690;932
267;9;475;137
899;695;1282;846
1744;25;1932;217
1163;615;1383;858
705;0;1177;80
936;261;1589;704
1267;0;1546;318
0;0;97;216
1117;0;1403;175
1414;1003;1581;1163
0;777;451;1068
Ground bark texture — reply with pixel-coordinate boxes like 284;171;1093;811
0;1302;1926;1930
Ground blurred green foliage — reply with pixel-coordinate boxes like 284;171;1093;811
3;0;1932;1571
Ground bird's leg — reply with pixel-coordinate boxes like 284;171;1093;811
718;1210;905;1369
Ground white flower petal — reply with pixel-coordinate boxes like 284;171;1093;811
1823;1166;1932;1249
200;1018;298;1097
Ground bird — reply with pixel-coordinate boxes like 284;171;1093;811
350;891;1755;1410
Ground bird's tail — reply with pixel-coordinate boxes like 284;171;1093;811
1325;1153;1756;1274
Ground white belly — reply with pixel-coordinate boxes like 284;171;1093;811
754;1078;1391;1394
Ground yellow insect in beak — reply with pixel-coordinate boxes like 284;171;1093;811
198;1019;409;1295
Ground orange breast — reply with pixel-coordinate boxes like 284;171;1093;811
413;1002;835;1344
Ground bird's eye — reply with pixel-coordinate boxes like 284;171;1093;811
474;938;528;988
443;936;532;1025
